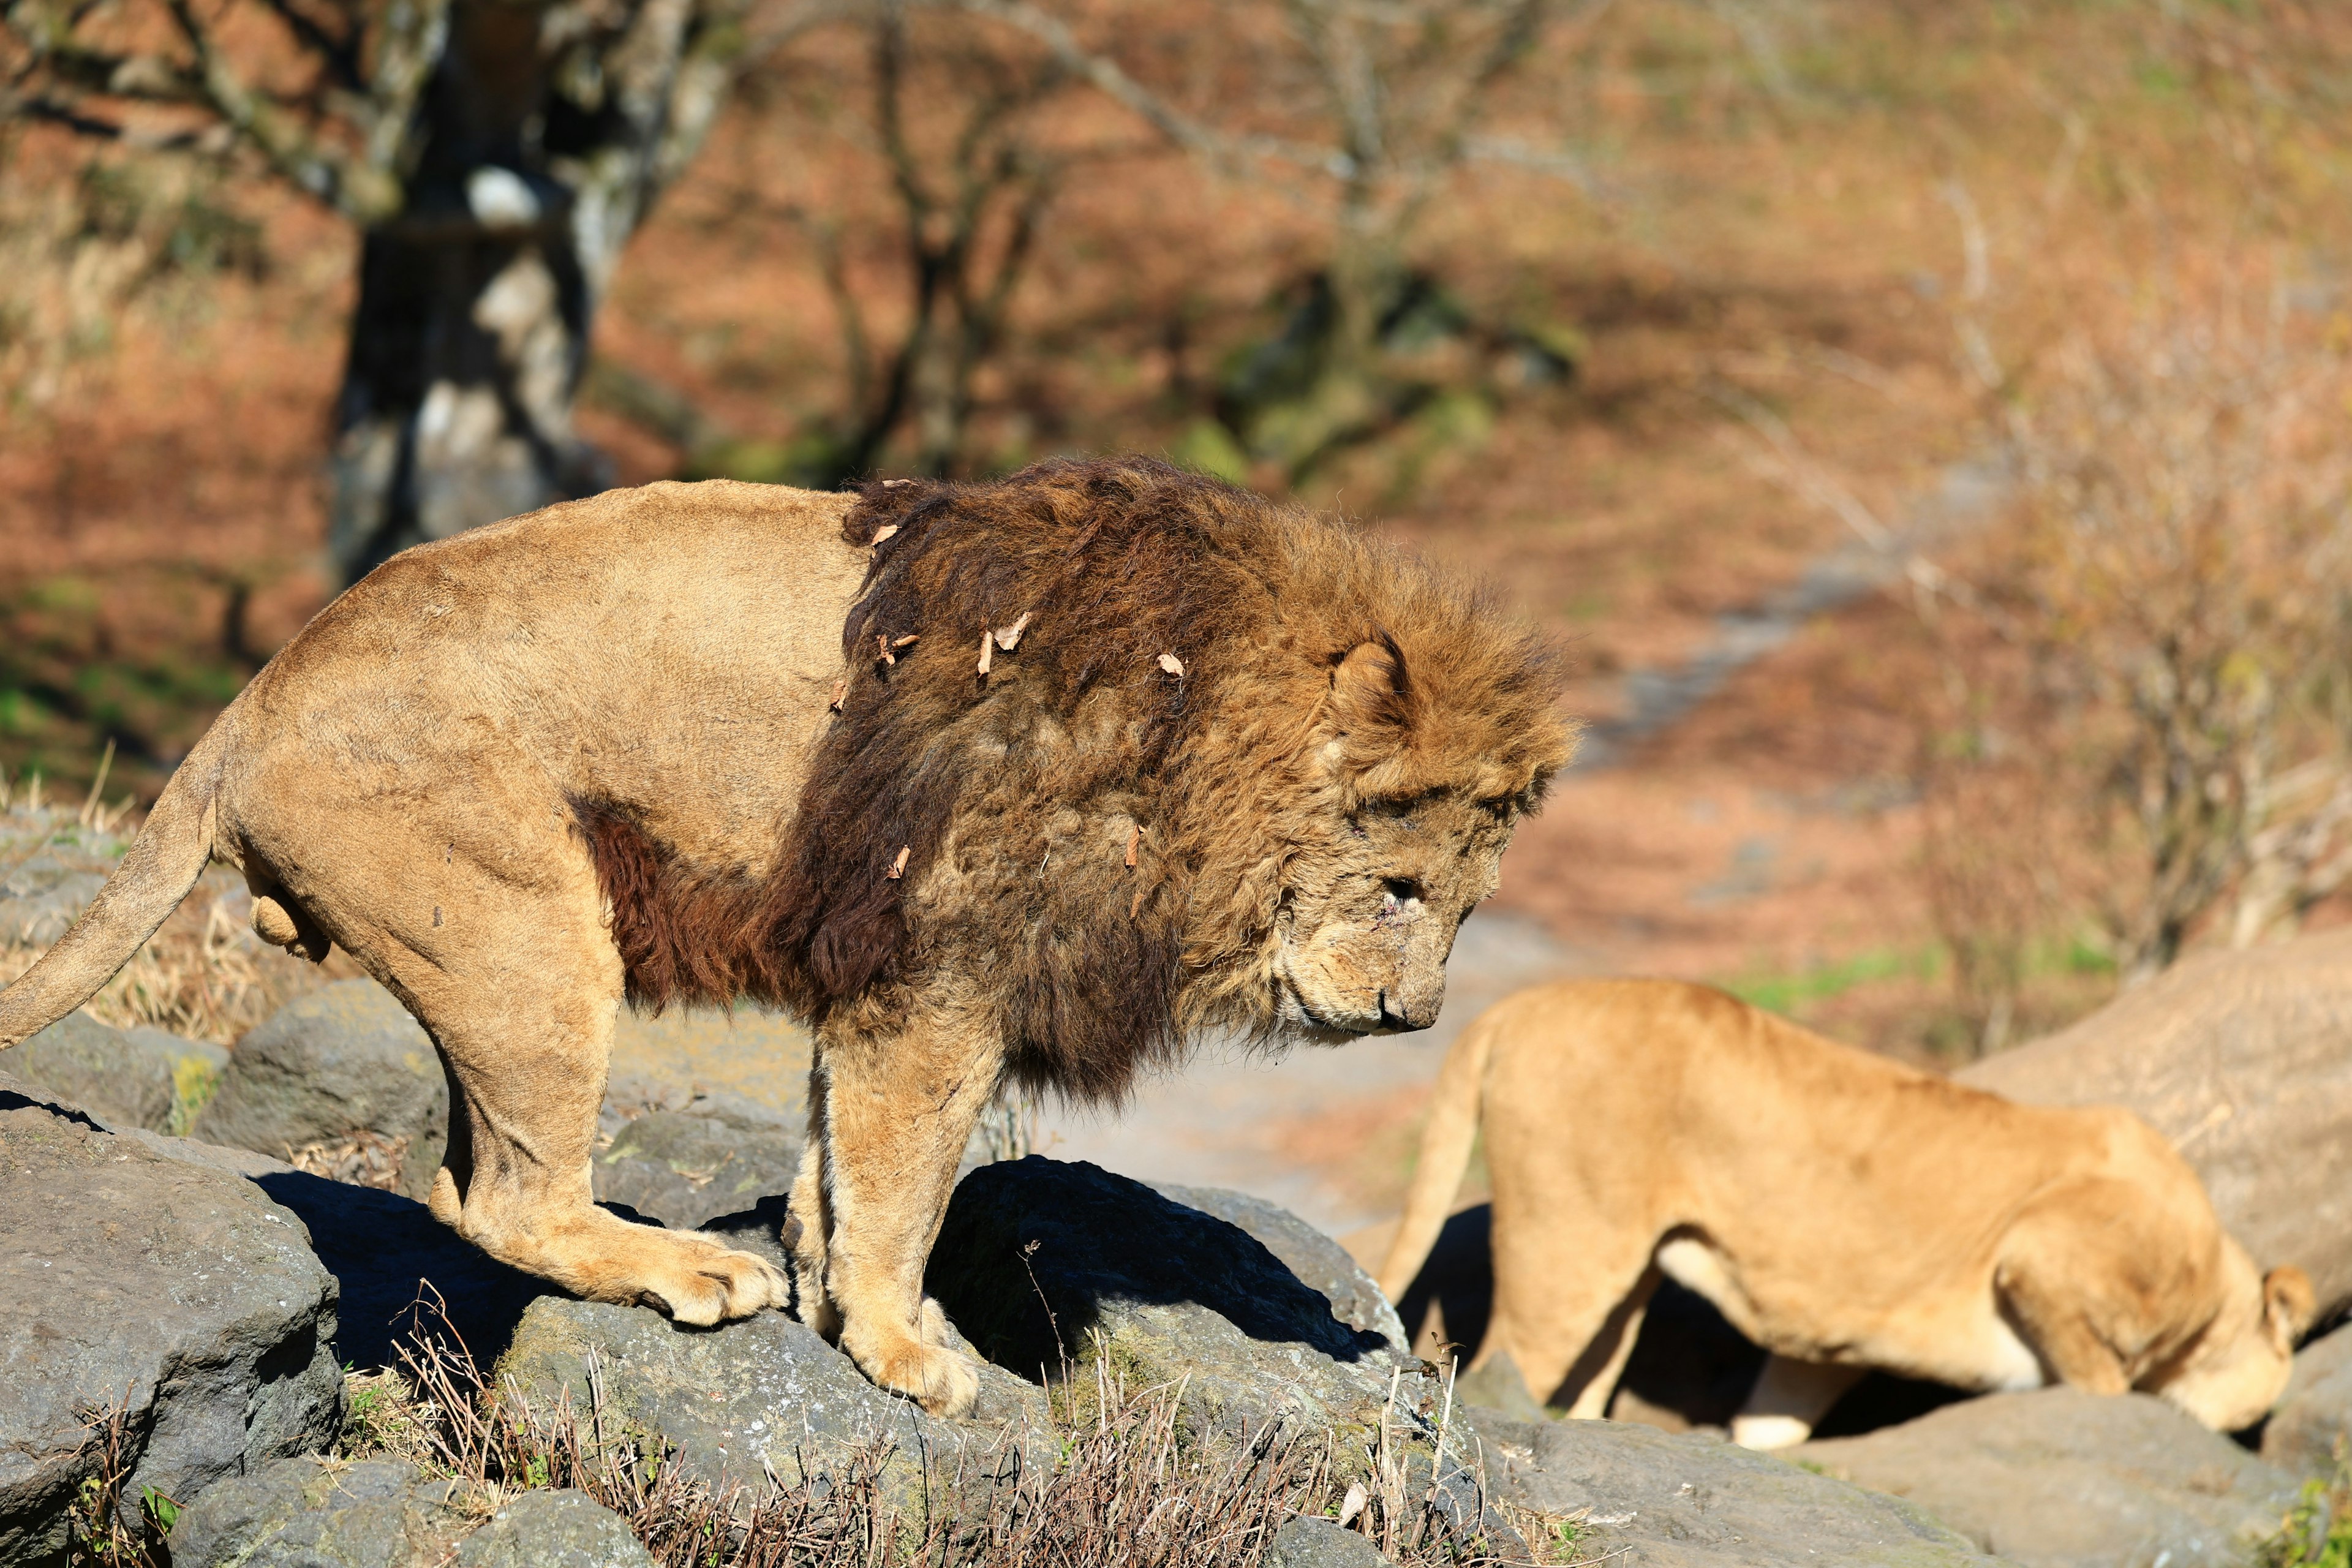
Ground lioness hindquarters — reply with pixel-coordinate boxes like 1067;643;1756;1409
793;1005;1003;1417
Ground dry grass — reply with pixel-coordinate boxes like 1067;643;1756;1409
0;776;356;1047
296;1314;1584;1567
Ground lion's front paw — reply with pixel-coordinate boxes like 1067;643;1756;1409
847;1324;982;1418
918;1295;957;1348
612;1231;790;1327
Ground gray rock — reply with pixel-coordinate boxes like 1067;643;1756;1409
168;1457;470;1568
1265;1514;1394;1567
1961;929;2352;1319
2262;1319;2352;1479
1153;1181;1408;1350
171;1459;450;1568
1480;1412;2000;1567
592;1091;802;1231
494;1297;1048;1505
12;1012;225;1133
1796;1387;2297;1567
247;1170;551;1373
451;1489;655;1568
195;980;448;1200
171;1456;656;1568
0;1069;344;1567
927;1158;1425;1452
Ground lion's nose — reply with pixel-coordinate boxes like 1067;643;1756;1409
1378;986;1441;1032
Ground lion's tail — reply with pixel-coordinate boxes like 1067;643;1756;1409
1378;1000;1501;1304
0;712;233;1048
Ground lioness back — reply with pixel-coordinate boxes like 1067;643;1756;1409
1411;973;2258;1420
1477;982;2211;1335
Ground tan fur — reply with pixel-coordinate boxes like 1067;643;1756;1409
1379;979;2315;1446
0;462;1570;1417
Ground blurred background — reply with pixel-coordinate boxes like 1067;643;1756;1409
5;0;2351;1233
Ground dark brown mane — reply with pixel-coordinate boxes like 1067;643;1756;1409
572;456;1565;1104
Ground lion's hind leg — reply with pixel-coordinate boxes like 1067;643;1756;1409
347;836;787;1325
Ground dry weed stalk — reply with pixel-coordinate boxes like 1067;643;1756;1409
63;1395;178;1567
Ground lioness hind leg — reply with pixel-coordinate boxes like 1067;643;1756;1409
1731;1355;1865;1449
813;1006;1003;1417
1483;1240;1662;1419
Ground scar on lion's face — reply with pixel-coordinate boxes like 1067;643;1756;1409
1276;792;1515;1039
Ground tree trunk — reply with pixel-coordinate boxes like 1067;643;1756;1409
328;0;734;582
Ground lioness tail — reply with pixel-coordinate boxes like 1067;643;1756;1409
1377;1002;1498;1304
0;716;230;1048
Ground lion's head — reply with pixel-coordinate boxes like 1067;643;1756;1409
2155;1245;2313;1433
764;458;1574;1100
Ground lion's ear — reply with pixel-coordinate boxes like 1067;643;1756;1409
2265;1265;2316;1349
1332;634;1414;736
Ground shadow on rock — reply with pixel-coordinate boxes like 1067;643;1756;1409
254;1172;548;1371
927;1156;1390;1382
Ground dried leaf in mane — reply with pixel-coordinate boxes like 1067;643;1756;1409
572;456;1566;1106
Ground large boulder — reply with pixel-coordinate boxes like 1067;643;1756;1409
2261;1319;2352;1480
11;1012;225;1134
0;1069;345;1567
1477;1412;1999;1567
499;1160;1460;1513
592;1091;802;1231
168;1456;655;1568
1796;1387;2299;1568
496;1297;1048;1507
925;1158;1423;1452
1961;929;2352;1317
194;981;448;1201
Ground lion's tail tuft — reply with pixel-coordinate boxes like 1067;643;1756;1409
0;719;230;1048
1378;1001;1499;1304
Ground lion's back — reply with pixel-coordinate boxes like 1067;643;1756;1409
222;481;869;861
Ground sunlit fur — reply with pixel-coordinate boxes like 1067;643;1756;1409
0;461;1573;1421
1380;979;2314;1446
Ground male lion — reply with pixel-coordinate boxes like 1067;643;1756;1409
1;458;1569;1416
1379;978;2313;1446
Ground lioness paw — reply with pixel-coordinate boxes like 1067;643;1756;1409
1730;1414;1814;1451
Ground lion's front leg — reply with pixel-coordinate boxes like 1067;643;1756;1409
813;1005;1003;1417
788;1054;840;1339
